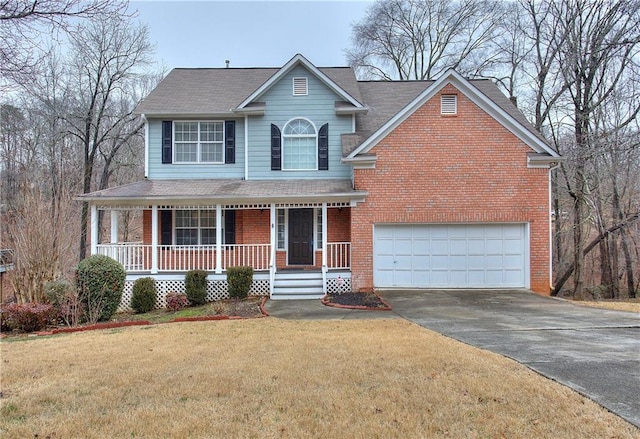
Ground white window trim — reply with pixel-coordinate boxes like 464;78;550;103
292;77;308;96
282;117;318;171
173;120;225;164
173;209;223;246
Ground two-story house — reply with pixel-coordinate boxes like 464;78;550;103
80;54;561;308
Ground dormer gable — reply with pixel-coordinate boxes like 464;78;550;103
234;54;367;116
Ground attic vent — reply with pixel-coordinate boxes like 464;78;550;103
293;77;308;96
441;94;457;115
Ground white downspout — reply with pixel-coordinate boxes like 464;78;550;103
549;163;560;291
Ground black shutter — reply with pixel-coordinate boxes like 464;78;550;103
224;210;236;245
318;123;329;170
162;121;172;164
225;120;235;164
160;210;172;245
271;124;281;171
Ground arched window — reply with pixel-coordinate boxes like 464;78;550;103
282;118;317;170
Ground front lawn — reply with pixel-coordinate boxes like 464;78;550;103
1;319;637;438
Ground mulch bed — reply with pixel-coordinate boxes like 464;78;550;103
322;292;392;310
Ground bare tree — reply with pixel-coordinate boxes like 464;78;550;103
60;17;153;260
346;0;502;80
0;0;127;87
553;0;640;298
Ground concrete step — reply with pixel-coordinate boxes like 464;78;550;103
272;271;324;300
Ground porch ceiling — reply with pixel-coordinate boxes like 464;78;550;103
77;178;368;207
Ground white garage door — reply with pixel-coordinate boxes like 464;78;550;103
373;224;528;288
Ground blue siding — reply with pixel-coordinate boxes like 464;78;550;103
247;65;353;180
147;118;246;179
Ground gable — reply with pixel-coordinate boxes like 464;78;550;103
347;70;560;164
236;54;365;111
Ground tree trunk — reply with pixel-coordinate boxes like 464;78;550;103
552;213;639;295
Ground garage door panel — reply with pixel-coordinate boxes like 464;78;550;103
374;224;527;288
467;239;485;254
450;239;467;254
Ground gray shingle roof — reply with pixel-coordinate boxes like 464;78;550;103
78;179;367;204
134;61;550;151
135;67;363;116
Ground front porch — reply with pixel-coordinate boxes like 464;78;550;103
82;178;367;306
92;204;353;306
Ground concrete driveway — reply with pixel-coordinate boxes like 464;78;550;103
265;289;640;427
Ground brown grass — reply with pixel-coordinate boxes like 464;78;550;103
571;298;640;313
1;319;638;438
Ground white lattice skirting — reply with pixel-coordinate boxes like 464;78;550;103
119;278;270;311
326;276;351;294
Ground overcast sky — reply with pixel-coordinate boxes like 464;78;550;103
130;0;372;70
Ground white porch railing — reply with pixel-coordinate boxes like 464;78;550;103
97;243;271;272
158;245;216;271
327;242;351;269
97;243;151;272
222;244;270;271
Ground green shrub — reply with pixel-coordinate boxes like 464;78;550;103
227;266;253;300
76;254;126;323
45;279;80;327
185;270;207;305
131;277;157;314
45;279;72;306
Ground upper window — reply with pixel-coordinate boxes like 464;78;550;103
175;210;217;245
441;95;457;115
292;77;308;96
282;118;317;170
174;121;224;163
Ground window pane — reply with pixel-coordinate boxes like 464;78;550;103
176;229;198;246
200;143;223;162
175;143;197;162
283;136;315;170
200;229;216;245
175;122;198;142
284;119;314;135
200;210;216;228
316;208;323;248
277;209;285;249
176;210;198;228
200;122;223;142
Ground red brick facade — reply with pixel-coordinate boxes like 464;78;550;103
351;84;551;294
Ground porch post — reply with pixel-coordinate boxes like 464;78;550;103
322;203;328;268
151;205;158;274
90;204;98;255
215;205;222;274
269;203;276;296
322;203;328;294
110;210;119;244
